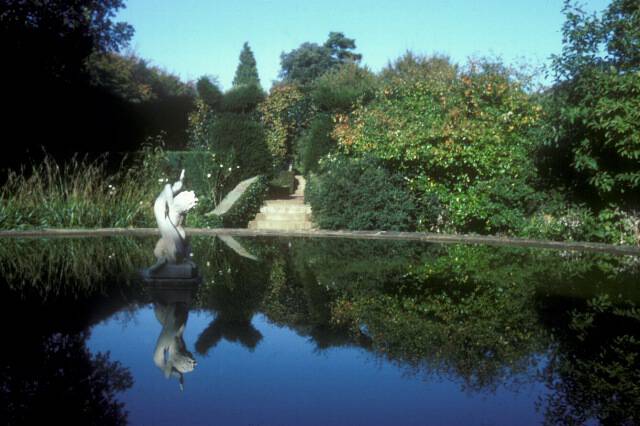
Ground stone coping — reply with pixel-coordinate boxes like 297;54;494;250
0;228;638;256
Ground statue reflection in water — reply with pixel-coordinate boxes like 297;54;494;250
142;169;201;390
149;284;198;391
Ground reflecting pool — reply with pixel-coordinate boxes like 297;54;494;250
0;236;638;425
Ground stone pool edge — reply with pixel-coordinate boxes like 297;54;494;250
0;227;638;256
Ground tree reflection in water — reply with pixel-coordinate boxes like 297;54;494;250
194;239;269;354
0;235;638;424
0;277;135;425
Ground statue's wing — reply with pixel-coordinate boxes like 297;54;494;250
173;191;198;215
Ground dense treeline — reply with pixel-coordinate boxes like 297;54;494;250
0;0;638;243
0;0;193;173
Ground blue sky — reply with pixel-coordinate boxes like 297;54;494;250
117;0;610;90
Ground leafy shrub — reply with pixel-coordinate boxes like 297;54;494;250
189;211;224;229
522;204;640;245
295;113;336;174
305;154;424;231
333;58;543;234
259;84;315;167
547;0;640;206
380;52;458;85
187;98;215;151
311;63;377;112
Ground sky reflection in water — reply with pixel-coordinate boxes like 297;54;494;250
88;308;545;426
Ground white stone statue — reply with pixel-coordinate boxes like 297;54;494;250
147;170;198;276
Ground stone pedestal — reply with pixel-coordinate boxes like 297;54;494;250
141;261;201;286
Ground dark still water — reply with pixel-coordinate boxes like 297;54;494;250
0;236;639;425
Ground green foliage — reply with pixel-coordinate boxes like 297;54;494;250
232;42;261;88
84;52;196;150
207;112;272;176
220;84;265;113
522;203;640;245
311;63;378;112
548;0;640;204
296;113;336;174
159;150;240;214
380;52;458;85
196;76;223;110
542;295;640;425
306;154;422;231
334;58;543;233
187;98;215;150
0;153;157;230
0;237;150;293
259;84;315;167
279;32;362;85
188;81;273;180
222;176;269;227
268;170;296;197
2;0;134;81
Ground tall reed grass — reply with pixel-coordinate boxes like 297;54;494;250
0;155;156;230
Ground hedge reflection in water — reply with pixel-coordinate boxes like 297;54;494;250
0;236;639;424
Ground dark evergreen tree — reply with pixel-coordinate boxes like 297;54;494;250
196;76;223;110
232;42;261;87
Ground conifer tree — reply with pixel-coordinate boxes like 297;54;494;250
232;42;260;87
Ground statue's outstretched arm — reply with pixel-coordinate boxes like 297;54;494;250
171;169;185;195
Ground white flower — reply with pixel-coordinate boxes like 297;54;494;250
228;167;232;171
158;178;164;183
207;173;211;178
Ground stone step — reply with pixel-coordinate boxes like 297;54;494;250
260;204;312;214
264;199;306;206
249;220;314;230
254;212;312;222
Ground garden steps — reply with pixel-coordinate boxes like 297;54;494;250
251;220;315;230
248;175;315;231
253;212;312;222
